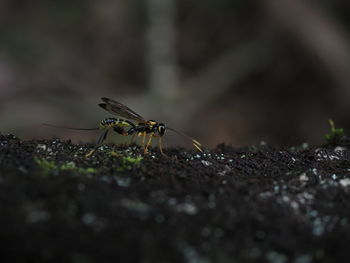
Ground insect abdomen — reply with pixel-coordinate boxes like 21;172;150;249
100;118;134;128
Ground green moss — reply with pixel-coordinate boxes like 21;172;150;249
118;155;143;171
35;151;142;174
123;156;143;164
34;157;95;175
60;161;96;174
60;162;76;170
85;167;95;173
34;157;58;173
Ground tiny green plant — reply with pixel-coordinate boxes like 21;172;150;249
325;119;344;143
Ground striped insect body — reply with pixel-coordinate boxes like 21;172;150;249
44;97;203;157
99;117;135;129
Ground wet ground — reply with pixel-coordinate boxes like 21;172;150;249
1;134;350;263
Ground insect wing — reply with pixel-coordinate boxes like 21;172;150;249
99;97;145;123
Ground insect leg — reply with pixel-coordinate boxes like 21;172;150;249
98;129;109;144
130;133;136;144
135;131;146;149
85;129;110;157
136;132;146;152
126;127;136;144
158;136;168;157
142;132;146;145
144;133;154;154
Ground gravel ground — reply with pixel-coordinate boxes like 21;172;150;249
1;134;350;263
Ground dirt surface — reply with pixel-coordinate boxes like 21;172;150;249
1;134;350;263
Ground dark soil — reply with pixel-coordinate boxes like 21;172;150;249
1;134;350;263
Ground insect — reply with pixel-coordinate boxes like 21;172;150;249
44;97;202;156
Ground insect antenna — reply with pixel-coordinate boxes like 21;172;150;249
167;127;203;152
42;123;99;131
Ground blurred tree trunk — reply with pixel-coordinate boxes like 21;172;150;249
146;0;178;100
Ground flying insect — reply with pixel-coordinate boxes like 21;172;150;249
44;97;203;156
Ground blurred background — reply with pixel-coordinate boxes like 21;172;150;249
1;0;350;148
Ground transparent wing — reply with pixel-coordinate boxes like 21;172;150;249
99;97;145;123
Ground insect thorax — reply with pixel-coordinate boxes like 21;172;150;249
135;121;166;136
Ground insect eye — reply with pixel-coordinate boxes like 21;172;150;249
158;125;166;135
